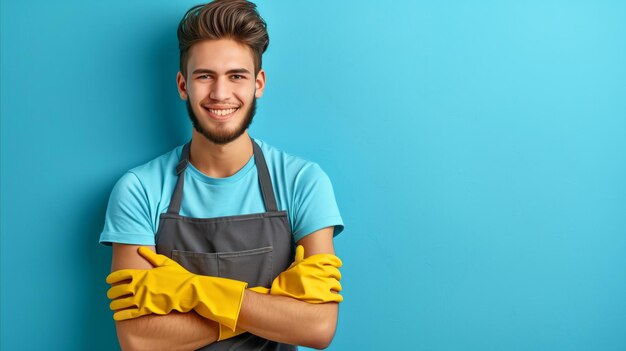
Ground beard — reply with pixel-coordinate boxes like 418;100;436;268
186;97;256;145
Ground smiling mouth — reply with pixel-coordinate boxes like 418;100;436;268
207;107;238;115
203;107;240;119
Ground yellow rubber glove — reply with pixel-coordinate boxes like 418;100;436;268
269;245;343;303
217;286;269;341
106;247;248;331
218;245;343;341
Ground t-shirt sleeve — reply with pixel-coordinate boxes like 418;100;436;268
291;163;344;243
99;171;156;246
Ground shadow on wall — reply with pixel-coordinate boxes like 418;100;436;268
78;18;187;351
146;19;190;152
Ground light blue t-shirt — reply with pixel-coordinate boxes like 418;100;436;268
99;138;344;246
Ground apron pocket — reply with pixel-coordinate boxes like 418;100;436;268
217;246;274;288
171;250;219;277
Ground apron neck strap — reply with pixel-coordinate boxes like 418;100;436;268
166;142;190;214
251;139;279;212
167;137;279;214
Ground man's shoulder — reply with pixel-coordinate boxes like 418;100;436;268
254;138;322;175
107;144;184;209
253;138;332;191
126;143;184;182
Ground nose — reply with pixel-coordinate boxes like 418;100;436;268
209;76;230;101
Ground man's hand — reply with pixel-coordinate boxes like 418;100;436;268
107;228;340;349
269;244;343;303
106;247;248;331
218;245;343;340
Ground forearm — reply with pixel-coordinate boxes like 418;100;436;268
116;311;218;351
237;290;338;349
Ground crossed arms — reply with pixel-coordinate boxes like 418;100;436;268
110;227;339;350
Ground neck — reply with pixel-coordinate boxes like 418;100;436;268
189;130;253;178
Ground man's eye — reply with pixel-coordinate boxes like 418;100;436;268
231;75;243;80
198;75;211;79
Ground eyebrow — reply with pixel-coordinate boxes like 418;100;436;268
191;68;251;75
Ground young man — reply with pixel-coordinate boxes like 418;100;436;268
99;1;344;350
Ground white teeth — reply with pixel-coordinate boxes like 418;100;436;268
207;108;237;116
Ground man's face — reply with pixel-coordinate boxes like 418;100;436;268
177;39;266;145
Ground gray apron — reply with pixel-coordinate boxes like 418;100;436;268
156;138;296;350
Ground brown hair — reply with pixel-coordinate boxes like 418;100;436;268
177;0;269;78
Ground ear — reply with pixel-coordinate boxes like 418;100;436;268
254;69;266;98
176;71;188;100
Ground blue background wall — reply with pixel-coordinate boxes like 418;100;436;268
1;1;625;350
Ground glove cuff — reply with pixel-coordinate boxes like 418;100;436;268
218;324;247;341
193;276;248;331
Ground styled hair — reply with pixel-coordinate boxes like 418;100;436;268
177;0;269;78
